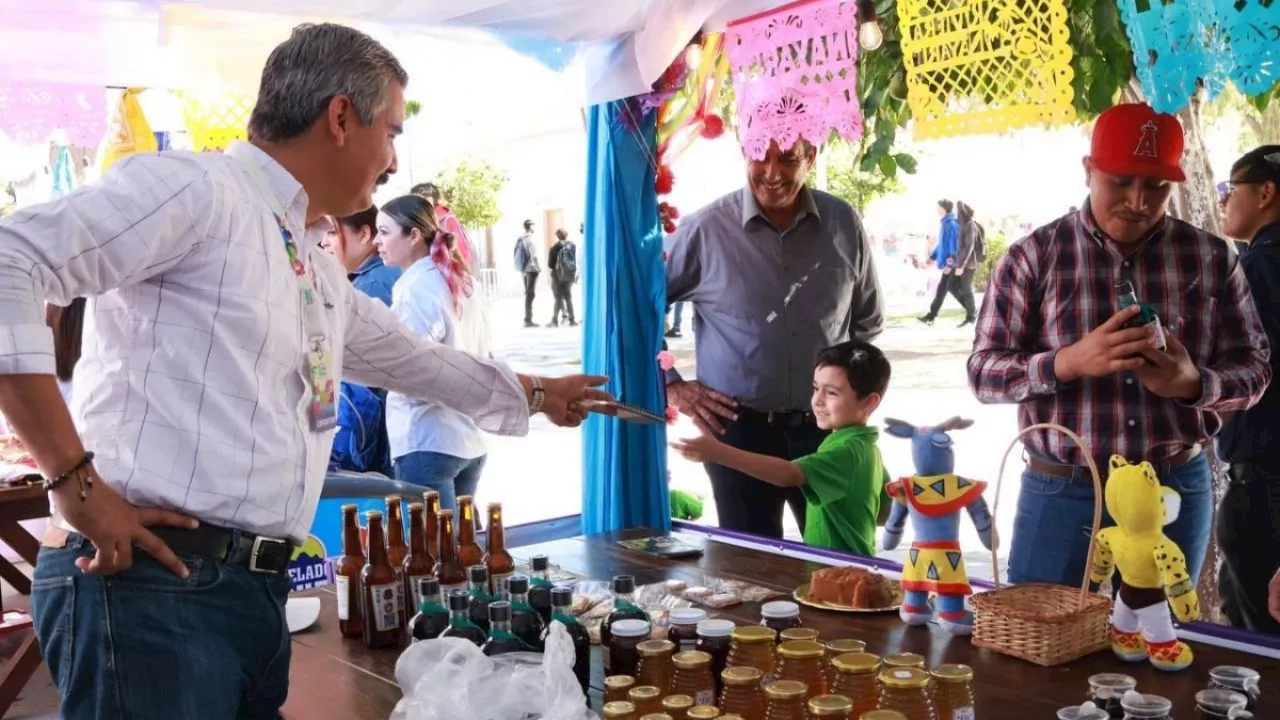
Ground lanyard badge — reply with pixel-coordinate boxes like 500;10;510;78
277;217;336;432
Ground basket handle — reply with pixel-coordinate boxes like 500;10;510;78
988;422;1104;611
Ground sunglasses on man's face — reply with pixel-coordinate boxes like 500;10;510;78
1217;180;1263;203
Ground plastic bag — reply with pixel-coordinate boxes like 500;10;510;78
391;623;595;720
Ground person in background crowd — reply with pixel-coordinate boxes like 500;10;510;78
514;219;541;327
952;201;983;327
968;104;1270;609
323;206;401;305
547;228;578;327
917;199;962;325
665;301;687;338
0;23;608;719
410;181;476;266
376;194;492;513
665;137;884;540
1215;144;1280;634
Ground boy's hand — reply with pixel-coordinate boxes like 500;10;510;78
669;429;724;464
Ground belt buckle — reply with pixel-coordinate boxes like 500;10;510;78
248;535;291;575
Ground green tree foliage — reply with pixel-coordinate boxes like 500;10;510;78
433;157;509;229
823;141;905;210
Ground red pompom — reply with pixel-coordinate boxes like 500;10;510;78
700;114;725;139
655;164;675;195
663;220;677;234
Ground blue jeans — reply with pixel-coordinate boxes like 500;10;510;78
393;450;486;513
1008;452;1213;588
31;532;292;719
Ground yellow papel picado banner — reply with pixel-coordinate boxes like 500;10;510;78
179;92;255;152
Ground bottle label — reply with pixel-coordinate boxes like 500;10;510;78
490;571;514;594
1147;316;1166;350
369;583;400;632
409;574;431;610
953;708;975;720
695;690;714;706
336;575;351;621
394;568;405;615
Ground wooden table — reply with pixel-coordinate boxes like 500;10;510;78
0;484;49;715
284;527;1279;718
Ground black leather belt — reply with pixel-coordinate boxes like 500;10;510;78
738;407;815;428
1027;444;1202;481
149;524;295;575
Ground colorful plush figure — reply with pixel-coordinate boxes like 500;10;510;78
1089;455;1200;671
882;417;993;635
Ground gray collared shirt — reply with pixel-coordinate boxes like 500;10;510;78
665;186;884;410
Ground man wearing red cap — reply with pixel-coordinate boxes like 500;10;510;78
968;104;1270;598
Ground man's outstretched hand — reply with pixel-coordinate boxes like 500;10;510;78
538;374;613;427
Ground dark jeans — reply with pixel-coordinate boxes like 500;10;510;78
552;279;575;323
927;268;976;319
670;302;686;332
394;450;487;515
32;532;292;719
523;271;539;323
703;411;826;538
1218;462;1280;635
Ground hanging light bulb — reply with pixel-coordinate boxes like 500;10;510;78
855;0;884;51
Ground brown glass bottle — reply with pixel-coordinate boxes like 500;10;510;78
930;664;974;720
335;504;366;638
719;666;765;720
423;490;441;559
403;503;434;614
662;694;694;720
603;701;639;720
456;495;484;568
483;502;516;594
360;511;402;649
877;668;936;720
830;652;881;718
763;680;807;720
808;694;853;719
635;639;676;694
433;509;467;595
727;626;777;684
823;640;866;684
384;496;409;625
778;627;818;643
775;641;826;699
671;650;717;707
605;675;637;705
629;685;664;715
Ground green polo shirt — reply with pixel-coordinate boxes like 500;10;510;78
793;425;888;557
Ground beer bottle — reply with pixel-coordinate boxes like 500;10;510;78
434;509;467;595
360;510;402;649
409;577;450;643
482;601;528;656
385;496;409;625
467;565;495;632
335;504;366;638
456;495;484;568
404;502;435;613
440;589;486;646
483;502;516;594
543;586;591;696
504;575;546;652
528;554;555;624
423;490;441;560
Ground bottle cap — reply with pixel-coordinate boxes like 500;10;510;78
551;586;573;607
423;490;439;502
603;675;635;691
760;600;799;618
365;510;383;521
776;640;823;659
1088;673;1137;694
882;652;925;668
612;574;636;594
668;608;707;626
418;577;440;597
611;618;651;638
859;712;907;720
831;652;881;673
671;650;711;669
628;686;661;702
878;668;930;689
447;589;469;611
341;503;357;512
1120;693;1172;713
636;640;675;657
687;708;719;720
639;714;673;720
763;680;807;699
721;666;763;686
696;618;734;637
384;495;402;504
468;565;489;583
602;701;636;718
531;555;550;571
488;501;502;511
823;638;866;655
808;695;853;716
779;627;819;642
488;600;512;623
931;663;973;683
506;575;529;595
408;502;423;513
730;625;775;643
662;694;694;710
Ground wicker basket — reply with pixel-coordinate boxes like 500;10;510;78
969;423;1112;667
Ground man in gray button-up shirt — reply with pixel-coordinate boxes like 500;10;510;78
665;139;884;539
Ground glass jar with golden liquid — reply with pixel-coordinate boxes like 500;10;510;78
719;666;765;720
727;626;777;683
861;712;908;720
823;639;866;683
763;680;808;720
629;685;664;715
640;715;675;720
672;651;717;707
930;664;974;720
661;694;694;720
603;701;638;720
687;707;721;720
808;694;854;719
882;653;925;670
830;652;881;717
636;640;676;694
779;627;819;643
877;668;937;720
605;675;637;704
774;641;827;698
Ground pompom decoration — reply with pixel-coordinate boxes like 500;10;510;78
656;350;677;371
699;114;725;139
665;407;679;425
655;164;675;195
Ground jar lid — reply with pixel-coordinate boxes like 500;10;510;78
669;608;708;626
604;675;636;689
1195;689;1248;712
823;638;866;654
687;708;720;720
779;627;819;642
637;639;675;657
1055;706;1109;720
859;712;907;720
697;619;735;637
722;666;764;686
662;694;695;710
807;695;853;716
760;600;800;618
1120;694;1172;713
831;652;881;673
639;714;674;720
672;650;712;669
602;701;637;718
1087;673;1137;697
612;619;651;638
629;685;662;701
731;625;776;643
776;640;824;659
763;680;807;699
931;663;973;683
882;652;925;668
878;667;930;689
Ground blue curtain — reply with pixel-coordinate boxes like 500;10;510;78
580;100;670;534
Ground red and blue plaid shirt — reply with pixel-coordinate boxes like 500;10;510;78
968;205;1271;466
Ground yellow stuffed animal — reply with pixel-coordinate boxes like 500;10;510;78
1089;455;1200;672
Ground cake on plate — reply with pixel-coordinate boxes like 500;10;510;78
809;566;896;608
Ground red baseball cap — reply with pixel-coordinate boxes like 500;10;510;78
1090;103;1186;182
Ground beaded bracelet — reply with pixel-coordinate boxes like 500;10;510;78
42;451;96;501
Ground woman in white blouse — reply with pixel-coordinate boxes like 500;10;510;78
375;194;491;513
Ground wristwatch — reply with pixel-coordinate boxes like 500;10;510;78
529;376;546;414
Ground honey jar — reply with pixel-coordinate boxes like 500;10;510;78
860;712;908;720
672;651;717;707
763;680;808;720
687;706;721;719
728;626;778;684
877;667;937;720
774;640;827;698
779;627;819;643
760;601;802;640
882;653;925;670
719;666;766;720
629;685;664;715
636;640;676;694
640;715;674;720
823;639;867;683
610;619;652;677
808;694;854;718
661;693;694;720
930;664;974;720
603;701;638;720
605;675;637;704
830;652;882;717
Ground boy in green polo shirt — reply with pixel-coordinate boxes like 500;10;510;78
669;340;891;556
